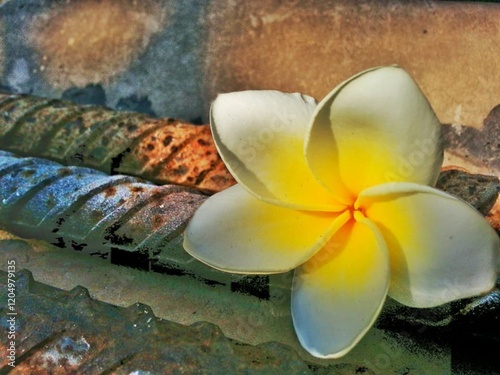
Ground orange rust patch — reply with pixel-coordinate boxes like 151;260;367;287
27;0;169;88
487;193;500;233
103;186;117;197
130;186;145;193
132;120;236;192
152;214;164;230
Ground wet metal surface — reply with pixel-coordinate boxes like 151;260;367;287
3;233;499;374
1;269;340;375
0;92;235;193
0;151;270;299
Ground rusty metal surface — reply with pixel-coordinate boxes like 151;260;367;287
0;151;205;254
2;232;500;374
0;157;497;374
0;92;236;193
0;151;271;298
2;269;365;375
0;94;498;374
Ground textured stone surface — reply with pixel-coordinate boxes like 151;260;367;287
0;0;203;123
25;0;168;89
443;104;500;176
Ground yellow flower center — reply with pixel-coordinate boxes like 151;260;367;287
336;196;367;225
345;204;365;221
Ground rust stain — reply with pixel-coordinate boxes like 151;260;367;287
130;186;145;193
152;214;165;230
0;269;325;374
103;186;117;197
487;195;500;232
27;0;169;88
57;167;72;177
0;92;236;193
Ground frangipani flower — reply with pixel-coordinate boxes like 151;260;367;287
184;66;499;358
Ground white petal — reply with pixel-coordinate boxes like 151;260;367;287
306;66;443;199
292;217;389;358
358;182;499;308
183;184;349;274
211;90;342;210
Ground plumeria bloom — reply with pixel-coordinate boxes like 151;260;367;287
184;66;499;358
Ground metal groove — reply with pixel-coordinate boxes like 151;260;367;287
34;107;90;157
194;156;225;186
0;152;271;296
150;130;202;177
0;269;319;374
94;188;178;252
8;100;82;155
0;96;41;138
89;113;151;167
103;119;174;174
0;92;235;193
39;175;139;238
62;111;134;169
0;98;57;148
0;164;71;227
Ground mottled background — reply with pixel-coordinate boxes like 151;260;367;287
0;0;499;128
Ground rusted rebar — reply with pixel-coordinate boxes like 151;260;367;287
0;92;236;193
0;151;203;267
0;150;270;296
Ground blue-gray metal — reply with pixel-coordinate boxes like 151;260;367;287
0;151;271;297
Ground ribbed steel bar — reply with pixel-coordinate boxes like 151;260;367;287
0;151;203;268
0;151;269;296
0;92;236;193
0;270;315;374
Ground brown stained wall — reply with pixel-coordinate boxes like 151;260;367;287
27;0;168;89
205;0;500;128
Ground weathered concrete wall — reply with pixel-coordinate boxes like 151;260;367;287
0;0;499;126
